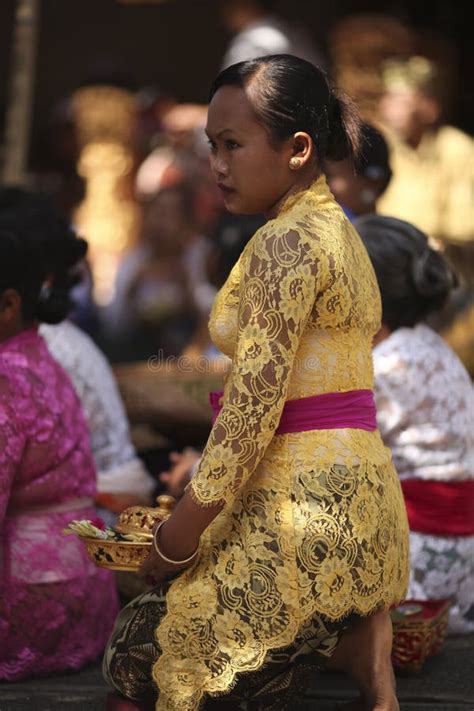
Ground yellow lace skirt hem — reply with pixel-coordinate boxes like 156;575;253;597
153;448;410;710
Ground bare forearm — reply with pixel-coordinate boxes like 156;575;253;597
159;489;223;560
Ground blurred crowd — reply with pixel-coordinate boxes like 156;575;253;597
28;2;474;370
1;0;473;684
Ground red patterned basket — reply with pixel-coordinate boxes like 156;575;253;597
390;599;450;673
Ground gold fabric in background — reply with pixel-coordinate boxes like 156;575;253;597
377;125;474;246
71;86;141;305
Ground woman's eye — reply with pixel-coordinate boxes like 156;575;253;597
225;140;239;150
208;140;217;153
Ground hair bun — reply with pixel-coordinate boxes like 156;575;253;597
35;285;73;325
411;248;456;299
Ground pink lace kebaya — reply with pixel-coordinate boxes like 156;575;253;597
0;328;119;680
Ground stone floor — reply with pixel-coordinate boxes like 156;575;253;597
1;635;473;710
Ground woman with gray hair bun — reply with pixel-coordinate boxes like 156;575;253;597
356;214;474;634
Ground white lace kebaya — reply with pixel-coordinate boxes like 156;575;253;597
40;321;155;499
374;323;474;633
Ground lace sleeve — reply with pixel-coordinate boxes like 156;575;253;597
188;228;321;507
0;375;26;523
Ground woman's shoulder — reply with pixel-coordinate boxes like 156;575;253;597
0;346;33;391
0;346;45;419
40;320;109;374
436;125;474;158
418;324;474;387
40;320;129;422
374;324;472;386
248;210;322;257
243;223;319;280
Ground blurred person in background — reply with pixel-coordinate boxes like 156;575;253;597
0;190;155;526
29;96;85;221
376;54;474;376
135;102;208;201
357;214;474;634
40;318;156;523
325;122;392;219
106;181;214;361
377;55;474;260
220;0;325;69
328;14;415;122
134;99;221;250
134;85;177;160
0;188;119;680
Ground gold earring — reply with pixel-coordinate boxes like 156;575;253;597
289;157;303;170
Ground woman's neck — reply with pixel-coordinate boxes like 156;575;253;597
0;321;36;345
264;171;319;220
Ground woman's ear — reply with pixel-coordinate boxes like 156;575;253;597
288;132;314;170
0;288;22;323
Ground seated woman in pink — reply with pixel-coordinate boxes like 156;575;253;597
0;188;119;680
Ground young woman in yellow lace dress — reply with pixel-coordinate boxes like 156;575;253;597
103;55;409;711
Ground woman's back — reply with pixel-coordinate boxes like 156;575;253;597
0;329;95;509
374;323;474;483
0;330;118;680
356;212;474;634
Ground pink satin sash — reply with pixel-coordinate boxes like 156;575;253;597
209;389;377;433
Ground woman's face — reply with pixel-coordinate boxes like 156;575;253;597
378;89;440;143
143;189;190;252
325;159;380;217
206;86;295;216
0;288;24;342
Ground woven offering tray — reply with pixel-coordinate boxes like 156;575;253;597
391;599;450;673
64;495;175;572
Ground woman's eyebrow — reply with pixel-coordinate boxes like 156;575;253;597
205;128;235;139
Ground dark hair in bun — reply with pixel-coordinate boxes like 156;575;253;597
210;54;362;164
354;214;457;330
0;187;87;324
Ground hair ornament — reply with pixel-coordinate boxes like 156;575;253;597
38;280;53;304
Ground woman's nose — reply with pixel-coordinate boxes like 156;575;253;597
210;154;229;178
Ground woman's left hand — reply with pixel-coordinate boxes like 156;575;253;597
138;521;198;585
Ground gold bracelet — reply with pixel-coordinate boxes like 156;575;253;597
152;519;199;565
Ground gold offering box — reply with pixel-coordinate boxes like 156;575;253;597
391;599;450;673
114;494;175;539
81;536;152;572
81;495;175;572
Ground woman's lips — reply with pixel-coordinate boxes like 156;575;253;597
217;183;235;195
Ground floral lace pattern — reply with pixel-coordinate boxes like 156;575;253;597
373;324;473;482
0;329;118;679
153;177;410;710
103;581;348;705
374;324;474;633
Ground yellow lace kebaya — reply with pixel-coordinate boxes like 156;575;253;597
153;176;410;710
